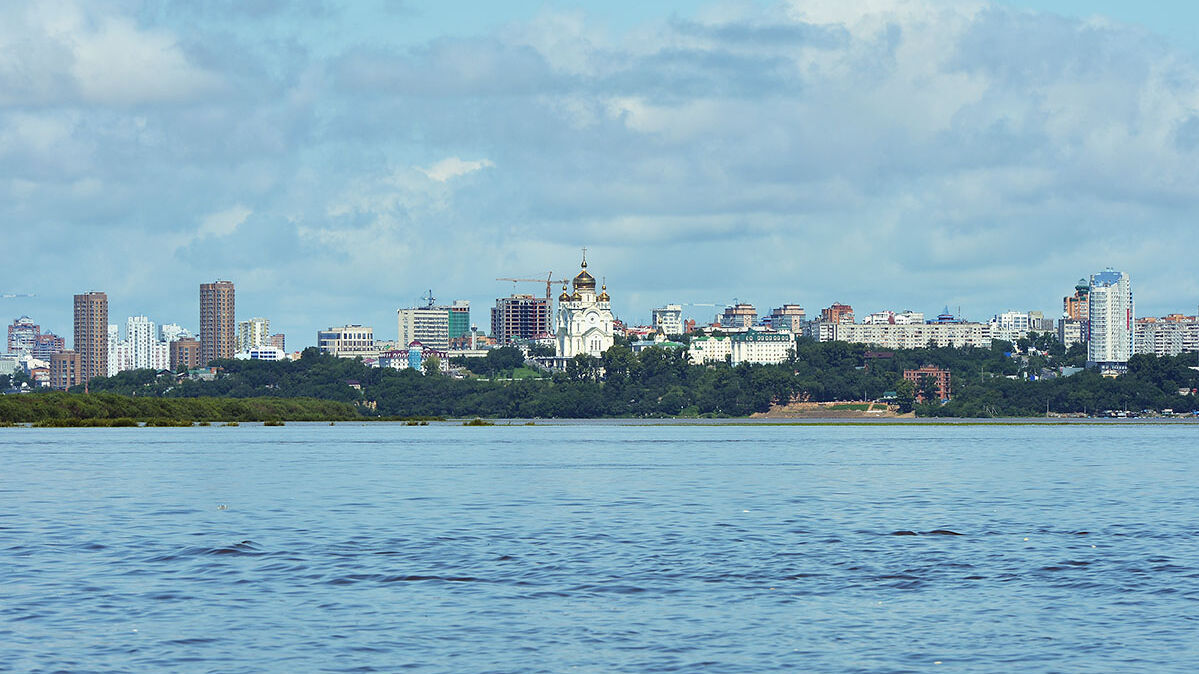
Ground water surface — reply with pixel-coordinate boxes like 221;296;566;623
2;424;1196;672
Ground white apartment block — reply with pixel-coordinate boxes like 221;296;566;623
651;305;684;336
159;323;191;343
1134;317;1199;357
317;325;376;358
820;322;994;349
126;316;170;371
397;307;450;351
237;318;271;353
861;310;925;325
1088;269;1133;366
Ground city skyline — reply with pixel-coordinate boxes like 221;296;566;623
3;1;1199;342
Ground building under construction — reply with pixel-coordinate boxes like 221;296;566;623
491;295;551;344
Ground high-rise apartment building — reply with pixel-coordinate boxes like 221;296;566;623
159;323;191;344
126;316;169;371
491;295;550;344
821;303;855;325
719;303;757;329
1063;279;1090;321
768;305;806;333
31;333;65;361
269;333;286;351
200;280;235;365
237;317;271;353
7;316;39;355
73;291;108;382
1087;269;1133;369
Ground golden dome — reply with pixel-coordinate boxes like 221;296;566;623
558;282;571;302
571;291;582;301
573;269;596;291
598;283;610;302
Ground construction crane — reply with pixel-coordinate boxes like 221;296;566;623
495;272;559;301
1;293;34;299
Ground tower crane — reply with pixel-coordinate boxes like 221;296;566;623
1;293;34;299
495;272;560;301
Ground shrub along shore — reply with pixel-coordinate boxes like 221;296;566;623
0;392;360;424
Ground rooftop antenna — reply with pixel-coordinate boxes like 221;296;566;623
423;289;435;308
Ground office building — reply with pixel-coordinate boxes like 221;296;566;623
73;291;108;382
1087;269;1133;369
492;295;551;344
720;303;757;329
49;351;82;390
200;280;236;365
237;317;271;353
448;301;471;340
170;337;202;371
318;325;376;358
398;306;451;351
652;305;684;336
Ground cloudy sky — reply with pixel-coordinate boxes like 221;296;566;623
4;0;1199;345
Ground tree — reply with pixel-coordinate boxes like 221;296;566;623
895;379;916;414
423;355;441;376
566;354;599;382
526;343;556;358
917;374;941;403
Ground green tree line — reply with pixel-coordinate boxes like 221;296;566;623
35;340;1199;419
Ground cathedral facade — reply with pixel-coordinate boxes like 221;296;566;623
555;254;615;359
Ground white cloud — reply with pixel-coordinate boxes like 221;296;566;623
198;205;251;239
0;3;221;106
419;157;495;183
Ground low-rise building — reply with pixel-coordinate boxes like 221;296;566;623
49;351;82;390
170;337;202;371
318;325;376;359
234;346;287;361
688;331;793;365
903;365;951;401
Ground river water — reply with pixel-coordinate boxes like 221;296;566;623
2;423;1197;672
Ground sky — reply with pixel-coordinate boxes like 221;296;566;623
3;0;1199;346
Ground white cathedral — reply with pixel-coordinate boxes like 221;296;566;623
555;252;615;359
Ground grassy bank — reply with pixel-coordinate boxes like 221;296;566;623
0;392;361;423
